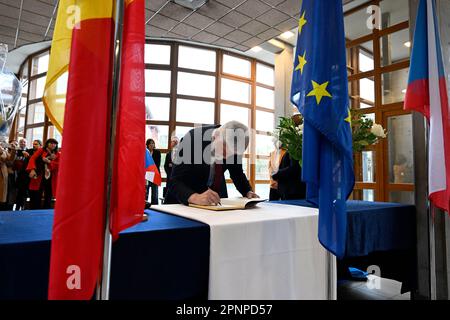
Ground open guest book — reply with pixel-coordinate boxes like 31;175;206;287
189;197;267;211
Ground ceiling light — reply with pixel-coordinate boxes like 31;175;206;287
404;41;411;48
173;0;208;10
251;46;262;52
268;39;285;49
280;31;294;39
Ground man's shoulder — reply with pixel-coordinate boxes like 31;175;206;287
181;124;219;143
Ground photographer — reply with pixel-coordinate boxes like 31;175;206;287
26;138;60;209
0;141;17;210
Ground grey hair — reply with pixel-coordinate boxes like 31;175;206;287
219;121;250;155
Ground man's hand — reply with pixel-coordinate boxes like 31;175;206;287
246;191;259;199
22;151;30;158
29;169;37;179
188;189;221;206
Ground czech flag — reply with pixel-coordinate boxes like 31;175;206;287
145;148;162;186
404;0;450;212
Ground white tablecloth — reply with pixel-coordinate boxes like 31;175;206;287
152;202;335;300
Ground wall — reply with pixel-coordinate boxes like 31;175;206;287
274;45;294;126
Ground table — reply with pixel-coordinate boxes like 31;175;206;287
0;200;416;298
152;202;331;300
273;200;416;293
0;210;210;300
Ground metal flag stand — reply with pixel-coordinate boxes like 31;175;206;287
327;251;336;300
96;0;125;301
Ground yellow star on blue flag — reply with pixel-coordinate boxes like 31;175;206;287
345;109;351;124
295;51;307;74
307;81;332;104
298;11;307;35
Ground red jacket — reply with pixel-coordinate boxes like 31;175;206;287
26;148;61;194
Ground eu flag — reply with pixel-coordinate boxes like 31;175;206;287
291;0;355;258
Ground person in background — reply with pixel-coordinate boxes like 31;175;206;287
268;142;285;201
27;138;60;209
163;135;179;197
146;138;161;205
14;139;41;210
0;141;16;210
271;149;306;201
5;140;19;210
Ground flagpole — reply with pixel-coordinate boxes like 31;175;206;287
97;0;125;300
327;251;336;300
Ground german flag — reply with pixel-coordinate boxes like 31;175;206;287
47;0;145;300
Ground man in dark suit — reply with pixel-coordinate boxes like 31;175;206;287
271;150;306;200
164;121;258;206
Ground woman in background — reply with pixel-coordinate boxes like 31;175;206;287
0;141;16;210
271;150;306;201
27;138;60;209
146;138;161;204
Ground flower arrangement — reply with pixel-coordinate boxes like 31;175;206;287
273;114;303;164
352;113;387;152
272;113;387;162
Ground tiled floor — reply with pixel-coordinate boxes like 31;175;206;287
338;275;411;300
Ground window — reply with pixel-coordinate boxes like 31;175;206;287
220;104;249;127
256;86;274;109
256;110;274;132
255;134;273;157
221;78;251;104
145;69;171;93
29;76;46;100
26;127;44;144
223;54;251;78
174;126;193;140
256;63;274;86
31;52;49;76
178;46;216;72
176;99;214;124
359;51;374;72
27;102;45;124
145;44;171;65
19;42;275;192
146;97;170;121
347;0;412;203
177;72;215;98
146;124;169;149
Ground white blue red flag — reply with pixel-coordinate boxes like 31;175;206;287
145;148;162;186
405;0;450;212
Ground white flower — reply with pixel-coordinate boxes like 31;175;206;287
371;123;387;138
296;124;303;135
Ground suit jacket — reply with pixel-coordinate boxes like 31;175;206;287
150;149;161;172
164;125;252;205
271;151;306;200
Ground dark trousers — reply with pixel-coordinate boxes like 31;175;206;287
29;190;41;210
42;177;53;209
28;177;53;210
15;175;29;210
147;182;159;205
